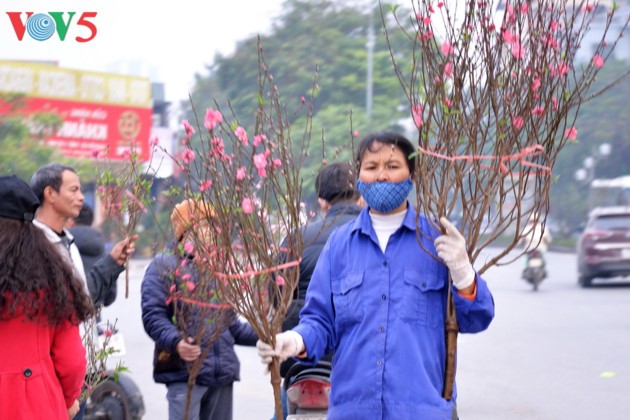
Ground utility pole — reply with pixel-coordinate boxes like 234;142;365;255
366;6;375;128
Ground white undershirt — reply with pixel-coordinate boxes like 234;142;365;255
369;209;407;253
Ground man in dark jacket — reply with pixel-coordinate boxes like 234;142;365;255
281;162;362;337
68;204;117;307
141;199;258;420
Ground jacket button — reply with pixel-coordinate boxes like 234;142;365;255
23;368;32;377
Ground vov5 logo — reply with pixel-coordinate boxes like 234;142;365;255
6;12;97;42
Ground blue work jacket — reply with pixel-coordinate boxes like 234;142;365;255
293;204;495;419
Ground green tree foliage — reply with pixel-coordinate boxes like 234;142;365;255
0;93;63;179
0;93;97;182
185;0;412;200
185;0;629;231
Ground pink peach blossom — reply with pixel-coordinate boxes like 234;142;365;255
511;42;524;59
532;77;541;92
204;108;223;131
412;103;424;127
185;281;195;291
593;55;604;68
253;153;267;178
253;134;266;147
184;242;194;254
235;126;248;145
441;41;454;56
276;275;285;286
242;197;254;214
502;29;515;45
236;166;246;180
181;149;195;164
443;62;454;79
182;120;195;136
353;130;360;138
512;116;524;130
199;180;213;192
564;127;578;141
531;106;545;118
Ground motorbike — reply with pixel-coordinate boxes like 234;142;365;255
522;249;546;291
284;360;331;420
83;323;145;420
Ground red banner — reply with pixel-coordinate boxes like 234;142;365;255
22;97;152;161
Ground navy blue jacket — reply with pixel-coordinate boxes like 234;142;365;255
141;248;258;387
280;202;362;376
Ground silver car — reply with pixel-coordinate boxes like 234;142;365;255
577;206;630;287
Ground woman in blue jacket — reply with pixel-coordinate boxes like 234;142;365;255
257;132;495;420
141;199;258;420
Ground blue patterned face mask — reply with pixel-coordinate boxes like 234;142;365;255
357;178;413;214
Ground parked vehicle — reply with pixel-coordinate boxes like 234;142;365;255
84;323;145;420
577;206;630;287
284;360;331;420
84;371;145;420
522;249;546;291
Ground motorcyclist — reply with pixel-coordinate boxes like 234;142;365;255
519;213;552;277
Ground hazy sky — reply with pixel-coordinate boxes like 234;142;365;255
1;0;286;105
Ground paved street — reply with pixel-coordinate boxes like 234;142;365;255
101;249;630;419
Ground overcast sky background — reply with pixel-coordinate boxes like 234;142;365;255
1;0;286;107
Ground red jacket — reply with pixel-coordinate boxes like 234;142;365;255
0;315;86;419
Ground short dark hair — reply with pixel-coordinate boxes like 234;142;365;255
76;204;94;226
30;163;76;202
355;131;416;177
315;162;358;205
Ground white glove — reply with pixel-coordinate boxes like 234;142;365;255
256;331;305;366
434;217;475;290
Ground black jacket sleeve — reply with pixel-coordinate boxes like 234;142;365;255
86;254;124;307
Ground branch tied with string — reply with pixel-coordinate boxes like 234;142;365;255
167;37;317;420
381;0;629;400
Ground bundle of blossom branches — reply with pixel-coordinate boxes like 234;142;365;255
171;38;316;419
96;141;158;297
161;241;234;420
384;0;628;268
381;0;628;399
